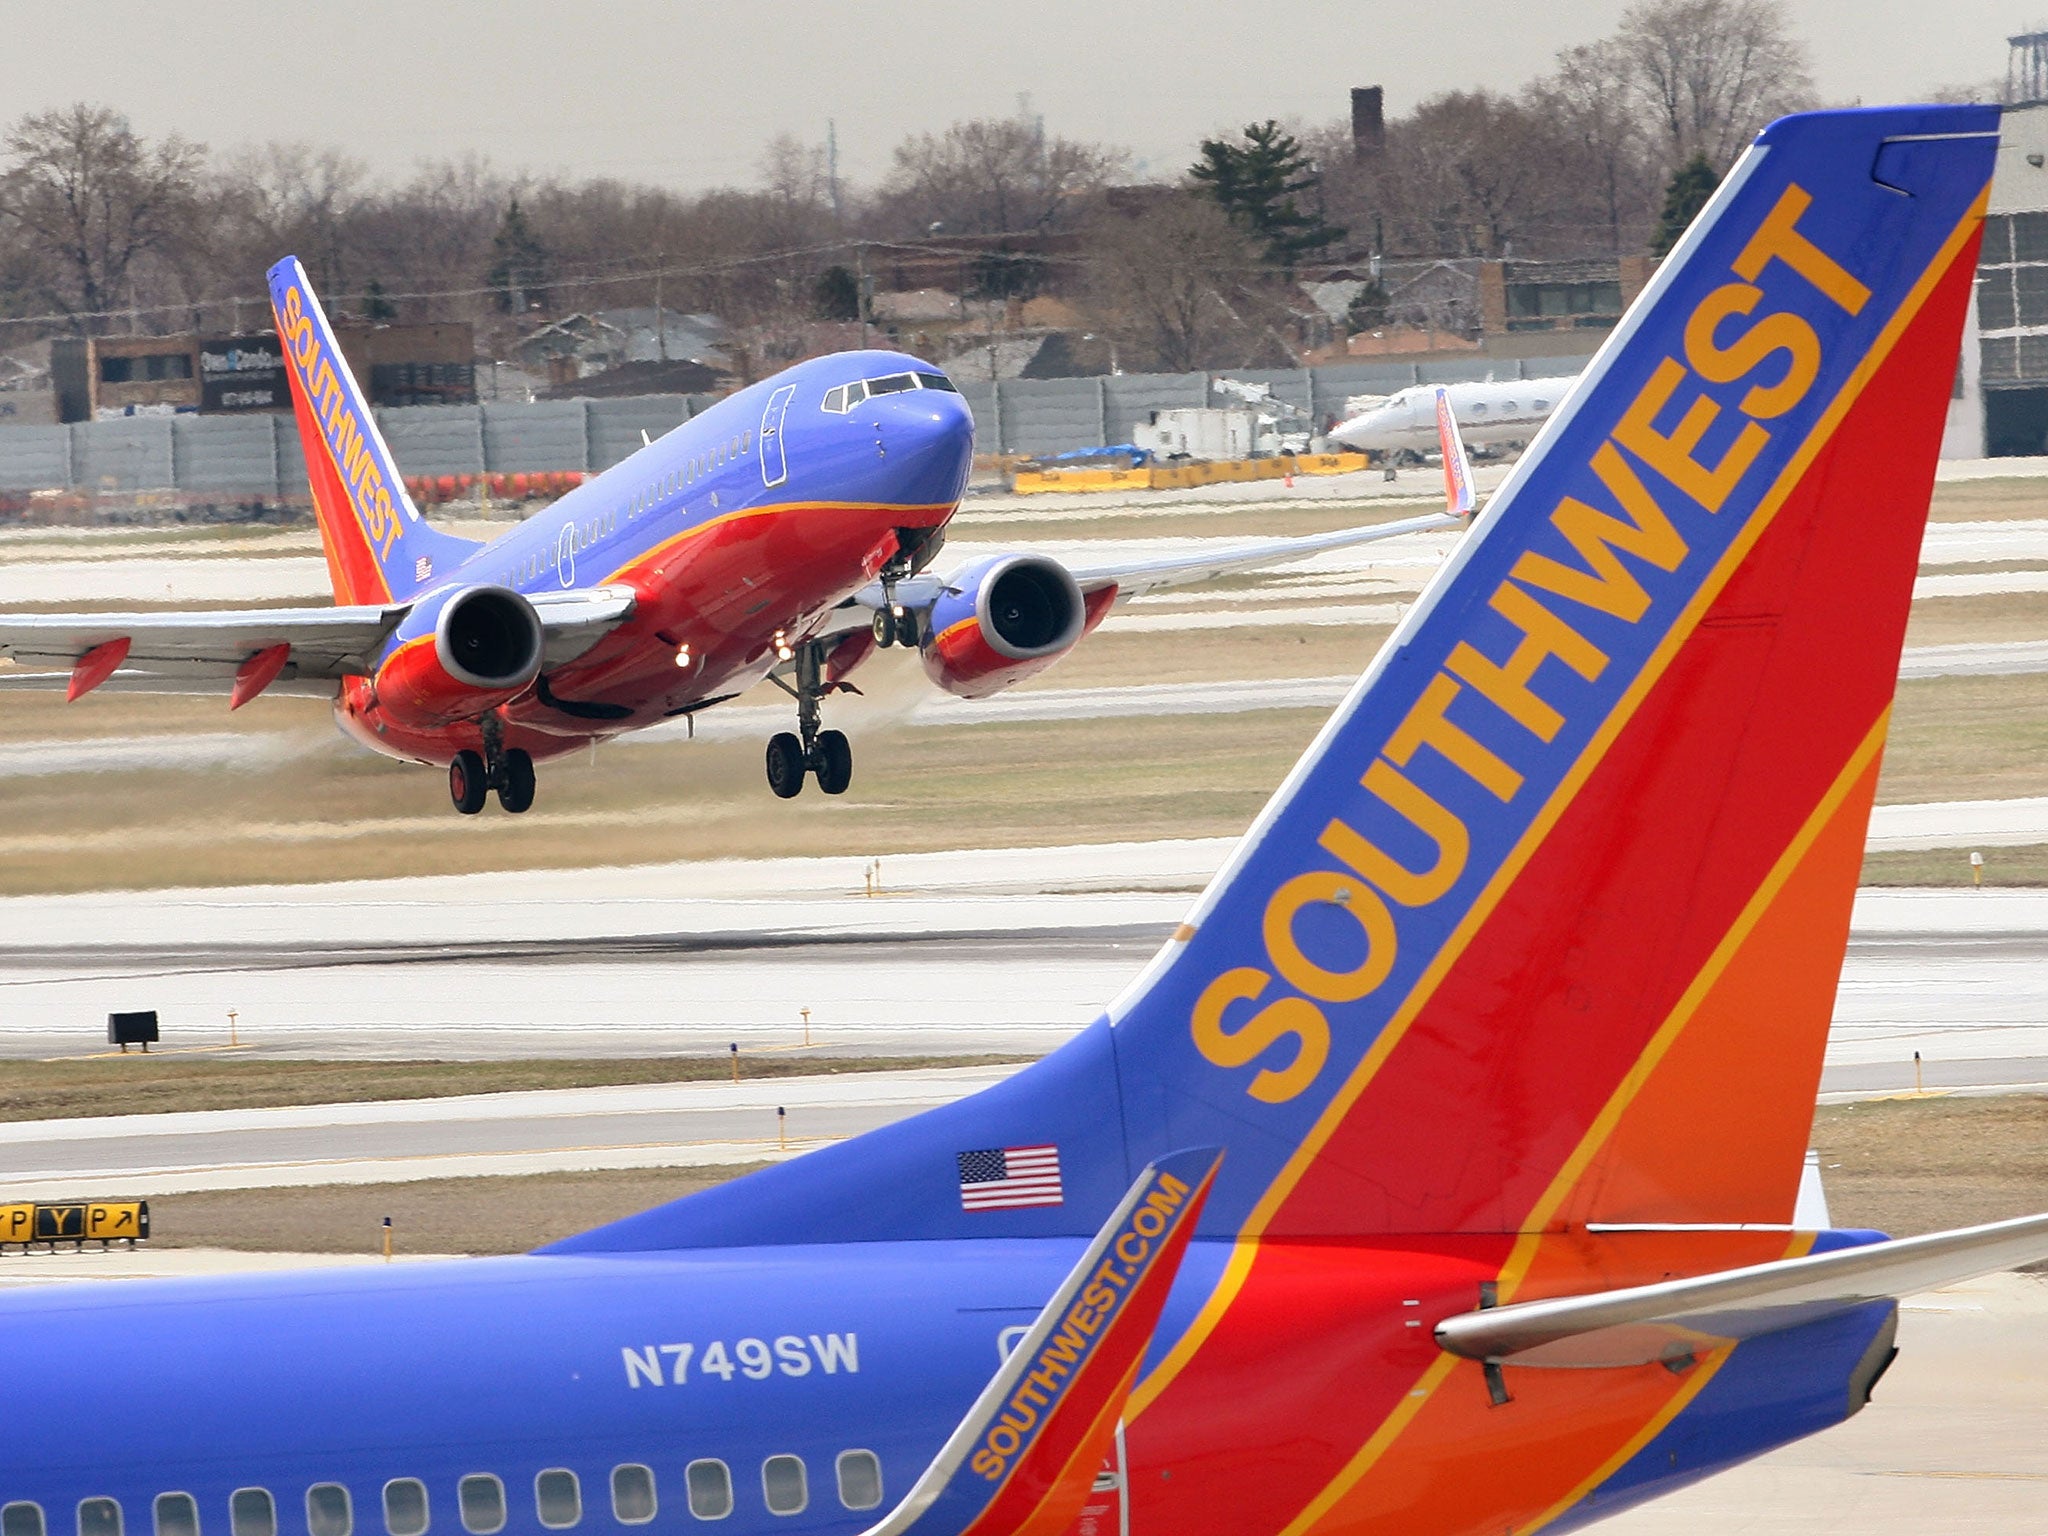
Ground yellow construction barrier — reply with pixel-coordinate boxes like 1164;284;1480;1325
1009;453;1375;495
1009;466;1155;495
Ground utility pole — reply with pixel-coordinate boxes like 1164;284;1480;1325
827;120;842;226
654;251;668;362
855;241;870;350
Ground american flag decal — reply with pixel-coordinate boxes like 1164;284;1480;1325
956;1144;1063;1211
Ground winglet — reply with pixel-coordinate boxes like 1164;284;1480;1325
862;1148;1221;1536
1433;385;1476;518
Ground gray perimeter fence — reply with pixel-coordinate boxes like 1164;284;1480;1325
0;355;1595;496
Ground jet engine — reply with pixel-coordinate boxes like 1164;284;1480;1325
372;585;545;728
919;554;1092;699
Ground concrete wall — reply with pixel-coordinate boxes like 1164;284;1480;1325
0;363;1596;494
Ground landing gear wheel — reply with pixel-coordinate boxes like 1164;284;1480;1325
871;608;895;648
893;609;919;648
814;729;853;795
448;750;488;815
766;732;807;798
497;748;535;814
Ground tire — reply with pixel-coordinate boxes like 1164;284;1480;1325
497;748;536;814
871;608;895;648
814;729;853;795
894;609;920;648
765;732;807;798
448;750;488;815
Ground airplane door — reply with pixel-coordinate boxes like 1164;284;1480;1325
760;384;796;489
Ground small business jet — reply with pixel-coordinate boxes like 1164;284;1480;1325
0;105;2036;1536
1331;374;1575;458
0;265;1455;815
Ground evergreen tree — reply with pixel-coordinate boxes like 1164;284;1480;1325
360;278;397;322
486;197;549;314
1189;121;1344;273
1344;280;1391;334
1651;154;1720;256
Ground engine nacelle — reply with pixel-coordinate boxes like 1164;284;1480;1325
372;584;545;729
920;554;1092;699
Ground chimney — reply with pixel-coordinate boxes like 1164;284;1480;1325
1350;86;1385;158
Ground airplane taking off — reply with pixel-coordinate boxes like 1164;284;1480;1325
2;104;2041;1536
1330;374;1573;459
0;266;1457;816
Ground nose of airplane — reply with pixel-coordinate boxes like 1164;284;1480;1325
872;388;976;509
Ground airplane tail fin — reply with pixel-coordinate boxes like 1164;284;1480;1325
267;257;478;604
1094;104;1996;1245
1434;386;1477;516
548;107;1995;1273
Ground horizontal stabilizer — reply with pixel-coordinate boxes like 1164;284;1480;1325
861;1148;1220;1536
1436;1211;2048;1368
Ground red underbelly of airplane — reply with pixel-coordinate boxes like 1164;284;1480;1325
335;499;947;766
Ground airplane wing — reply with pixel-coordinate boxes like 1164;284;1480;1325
1060;510;1462;601
857;1147;1220;1536
1435;1211;2048;1369
0;587;634;702
839;509;1462;629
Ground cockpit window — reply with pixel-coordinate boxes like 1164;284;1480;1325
864;373;918;397
915;372;959;393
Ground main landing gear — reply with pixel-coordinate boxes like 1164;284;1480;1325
765;640;853;799
449;718;536;815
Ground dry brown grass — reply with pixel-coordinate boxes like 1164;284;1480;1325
0;1055;1027;1122
152;1165;765;1254
1876;672;2048;804
1927;477;2048;522
1812;1095;2048;1236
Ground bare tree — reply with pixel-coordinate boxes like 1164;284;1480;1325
211;142;370;298
1083;194;1262;373
878;117;1127;237
1615;0;1817;173
0;104;203;333
1529;40;1659;256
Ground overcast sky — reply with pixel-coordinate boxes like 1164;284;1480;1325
0;1;2029;190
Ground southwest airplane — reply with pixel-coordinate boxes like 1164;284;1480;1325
4;104;2044;1536
0;270;1455;816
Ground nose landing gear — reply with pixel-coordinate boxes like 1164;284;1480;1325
448;718;537;814
765;640;854;798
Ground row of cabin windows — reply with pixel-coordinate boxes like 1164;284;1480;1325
0;1454;883;1536
625;431;752;523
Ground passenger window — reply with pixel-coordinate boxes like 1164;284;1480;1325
533;1472;579;1531
153;1497;198;1536
1471;402;1488;414
835;1452;882;1512
229;1494;273;1536
864;374;917;397
608;1469;654;1526
1535;398;1551;410
1504;400;1518;412
455;1479;502;1536
380;1483;426;1536
305;1487;350;1536
760;1458;806;1517
683;1463;730;1522
3;1504;44;1536
916;372;959;393
77;1504;119;1536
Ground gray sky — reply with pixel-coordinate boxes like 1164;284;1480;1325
0;0;2025;190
